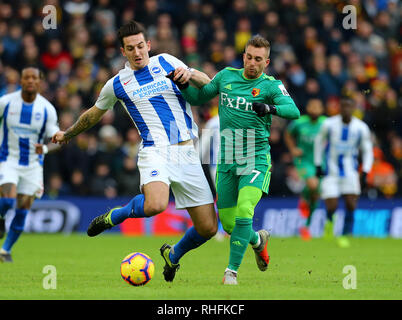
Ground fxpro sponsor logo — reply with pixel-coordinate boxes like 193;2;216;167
220;92;254;111
4;200;80;233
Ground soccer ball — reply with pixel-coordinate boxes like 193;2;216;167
120;252;155;286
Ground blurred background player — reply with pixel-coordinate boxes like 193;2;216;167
0;67;59;262
200;114;220;184
314;93;373;248
199;113;228;241
284;98;326;240
52;21;218;282
170;35;300;284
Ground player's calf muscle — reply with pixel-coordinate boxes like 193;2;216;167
188;204;218;238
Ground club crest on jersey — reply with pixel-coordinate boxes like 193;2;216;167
35;112;41;120
150;170;159;177
151;66;162;75
251;88;260;97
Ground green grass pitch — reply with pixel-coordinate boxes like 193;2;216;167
0;233;401;300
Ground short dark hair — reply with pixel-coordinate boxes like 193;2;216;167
21;66;43;79
340;90;355;102
117;20;147;47
245;35;271;55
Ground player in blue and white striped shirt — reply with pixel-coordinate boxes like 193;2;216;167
52;21;217;281
314;94;373;247
0;67;59;262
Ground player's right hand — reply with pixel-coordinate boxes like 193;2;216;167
52;131;69;145
166;67;190;90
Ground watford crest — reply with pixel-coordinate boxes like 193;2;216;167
251;88;260;97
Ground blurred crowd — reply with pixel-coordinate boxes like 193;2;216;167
0;0;401;199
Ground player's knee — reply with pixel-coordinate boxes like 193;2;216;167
307;177;319;191
199;222;218;239
221;220;235;234
145;201;168;216
237;201;254;219
195;213;218;238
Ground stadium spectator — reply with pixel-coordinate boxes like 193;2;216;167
317;54;348;99
41;38;73;71
89;162;118;198
69;168;90;196
122;127;141;160
1;22;23;68
46;172;71;199
0;67;20;96
367;147;398;198
151;13;181;57
117;156;141;197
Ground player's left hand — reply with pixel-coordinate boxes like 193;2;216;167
252;102;277;117
166;67;191;89
34;143;48;155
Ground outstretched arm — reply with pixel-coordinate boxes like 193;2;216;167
181;85;219;106
189;69;211;88
167;67;220;105
52;105;108;144
182;69;220;105
167;67;211;89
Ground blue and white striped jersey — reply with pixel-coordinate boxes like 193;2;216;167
0;90;59;166
314;115;373;177
95;53;198;148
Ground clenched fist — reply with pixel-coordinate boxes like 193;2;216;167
52;131;69;145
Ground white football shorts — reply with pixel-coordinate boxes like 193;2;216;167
137;143;214;209
0;161;44;198
321;173;361;199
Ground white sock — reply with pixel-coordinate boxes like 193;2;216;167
0;248;10;254
252;233;261;249
225;268;237;274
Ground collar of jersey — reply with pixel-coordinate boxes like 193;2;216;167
124;61;148;73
